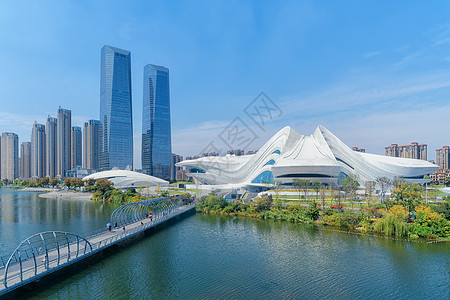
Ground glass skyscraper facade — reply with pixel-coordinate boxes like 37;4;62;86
142;64;172;179
100;45;133;170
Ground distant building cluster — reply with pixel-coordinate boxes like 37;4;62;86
171;154;187;181
435;146;450;170
0;45;173;181
385;142;427;160
428;169;450;185
1;107;101;181
227;149;245;156
352;147;365;153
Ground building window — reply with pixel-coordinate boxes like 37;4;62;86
264;160;276;166
272;150;281;155
252;171;274;184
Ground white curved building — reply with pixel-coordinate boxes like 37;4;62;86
83;170;169;188
177;125;438;189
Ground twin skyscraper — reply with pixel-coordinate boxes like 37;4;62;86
100;45;172;180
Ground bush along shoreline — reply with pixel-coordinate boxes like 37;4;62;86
196;192;450;242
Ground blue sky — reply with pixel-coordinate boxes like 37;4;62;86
1;1;450;168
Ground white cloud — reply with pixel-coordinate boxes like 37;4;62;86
363;51;380;59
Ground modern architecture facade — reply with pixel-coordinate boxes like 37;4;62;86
435;146;450;170
84;170;169;188
385;142;427;160
46;116;57;177
57;107;72;177
177;126;438;189
83;120;100;170
1;132;19;180
142;64;171;179
71;126;82;169
100;45;133;170
20;142;31;179
31;123;46;178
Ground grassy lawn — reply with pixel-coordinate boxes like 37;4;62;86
168;188;201;195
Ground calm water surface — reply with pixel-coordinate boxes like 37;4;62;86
0;187;118;258
1;189;449;299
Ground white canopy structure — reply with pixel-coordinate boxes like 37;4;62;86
83;170;169;188
177;125;439;189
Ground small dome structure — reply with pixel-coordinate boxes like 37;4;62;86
83;170;169;188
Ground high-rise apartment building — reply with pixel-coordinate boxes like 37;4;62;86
31;123;46;178
99;45;133;171
1;132;19;180
171;153;184;181
83;120;100;170
57;107;71;177
20;142;31;179
142;64;171;179
352;147;366;153
436;146;450;170
46;116;57;177
385;142;427;160
71;126;82;169
227;149;245;156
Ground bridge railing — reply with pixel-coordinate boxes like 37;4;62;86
3;231;92;288
0;197;188;291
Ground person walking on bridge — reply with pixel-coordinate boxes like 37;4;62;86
122;225;125;232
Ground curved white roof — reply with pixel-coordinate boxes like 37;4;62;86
177;125;439;187
83;170;169;188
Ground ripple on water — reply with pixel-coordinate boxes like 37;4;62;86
24;214;450;300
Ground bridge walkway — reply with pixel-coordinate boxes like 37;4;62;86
0;203;195;294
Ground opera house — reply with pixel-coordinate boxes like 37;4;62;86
177;126;439;190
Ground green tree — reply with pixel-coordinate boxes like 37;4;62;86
312;180;322;203
273;180;282;201
390;181;422;213
49;178;59;187
255;195;273;213
64;178;72;188
306;201;320;220
292;179;302;202
299;179;311;204
342;175;359;210
376;177;392;203
365;181;375;208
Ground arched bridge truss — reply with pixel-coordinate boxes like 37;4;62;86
1;197;186;291
110;197;181;226
3;231;92;288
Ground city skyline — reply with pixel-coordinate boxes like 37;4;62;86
1;2;450;167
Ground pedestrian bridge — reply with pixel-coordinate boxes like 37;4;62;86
0;197;195;296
